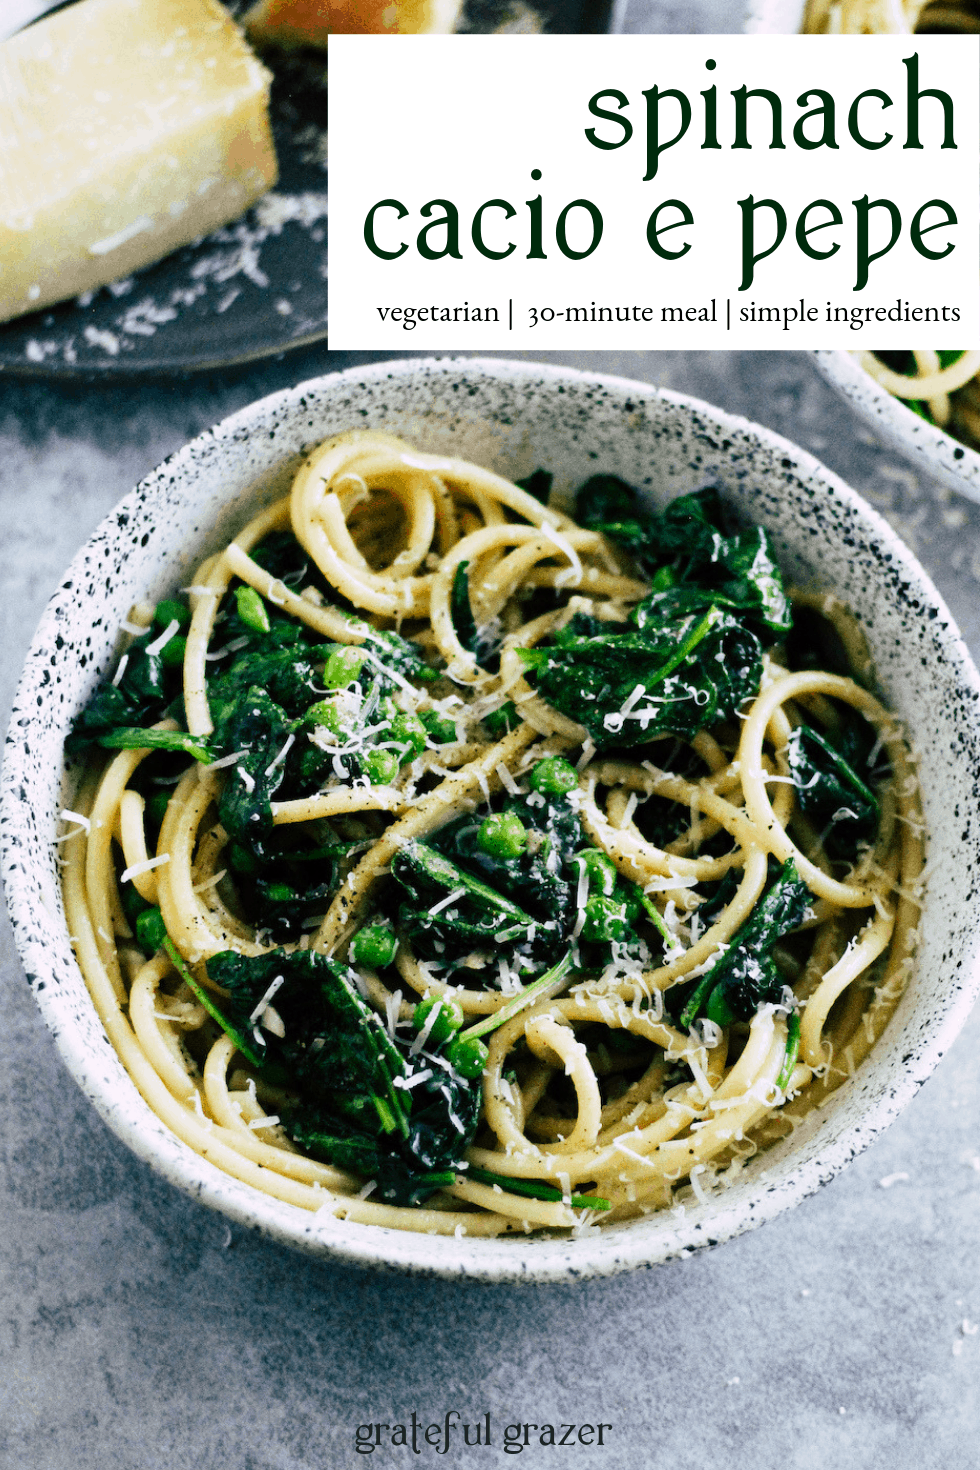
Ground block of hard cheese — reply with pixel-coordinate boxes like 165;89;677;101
0;0;277;326
243;0;463;41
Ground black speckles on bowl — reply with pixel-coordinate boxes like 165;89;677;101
4;356;980;1283
812;350;980;503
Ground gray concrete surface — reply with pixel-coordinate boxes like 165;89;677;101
2;349;979;1470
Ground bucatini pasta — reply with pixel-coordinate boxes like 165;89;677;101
61;431;923;1236
855;351;980;452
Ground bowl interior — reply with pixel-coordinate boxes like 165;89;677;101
813;350;980;503
6;355;980;1282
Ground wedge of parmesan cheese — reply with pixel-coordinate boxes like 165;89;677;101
243;0;463;42
0;0;278;326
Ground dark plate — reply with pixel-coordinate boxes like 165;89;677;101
0;0;611;378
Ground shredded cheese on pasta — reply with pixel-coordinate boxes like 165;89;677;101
62;431;923;1237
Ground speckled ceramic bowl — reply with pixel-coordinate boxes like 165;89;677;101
5;356;980;1282
813;350;980;503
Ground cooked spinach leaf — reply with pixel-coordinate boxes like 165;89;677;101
391;839;542;961
575;482;792;636
225;831;361;943
519;597;762;748
69;638;177;752
451;562;481;657
785;723;879;860
358;625;439;688
210;686;293;844
389;785;670;977
516;484;797;750
575;474;653;559
250;529;327;597
434;791;584;935
679;860;811;1028
208;643;327;720
206;947;481;1206
515;468;554;504
390;783;594;972
163;937;265;1069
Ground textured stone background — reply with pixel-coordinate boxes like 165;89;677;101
2;349;979;1470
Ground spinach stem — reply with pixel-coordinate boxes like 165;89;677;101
460;951;575;1042
162;936;264;1068
776;1011;801;1092
464;1165;610;1210
636;889;678;951
645;604;720;688
678;963;721;1032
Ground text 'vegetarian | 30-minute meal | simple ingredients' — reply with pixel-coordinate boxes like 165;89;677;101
61;432;923;1236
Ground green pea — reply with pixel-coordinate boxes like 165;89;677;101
388;711;427;761
234;585;270;634
362;748;399;785
483;701;518;739
421;710;458;745
135;905;168;956
323;645;366;689
121;884;151;928
159;633;187;669
265;882;295;903
304;699;345;737
581;894;631;944
447;1034;489;1079
351;922;399;970
574;848;618;897
153;598;192;632
477;811;528;860
413;994;464;1042
529;756;578;795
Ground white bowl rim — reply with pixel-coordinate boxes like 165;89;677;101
812;349;980;503
5;353;980;1283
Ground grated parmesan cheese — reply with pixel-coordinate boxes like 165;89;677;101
384;988;403;1039
427;887;466;918
264;733;295;774
249;973;285;1023
495;762;521;797
247;1114;281;1130
119;853;170;883
204;749;247;772
145;619;180;656
540;523;583;587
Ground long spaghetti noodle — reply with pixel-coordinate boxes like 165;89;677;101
62;431;923;1236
